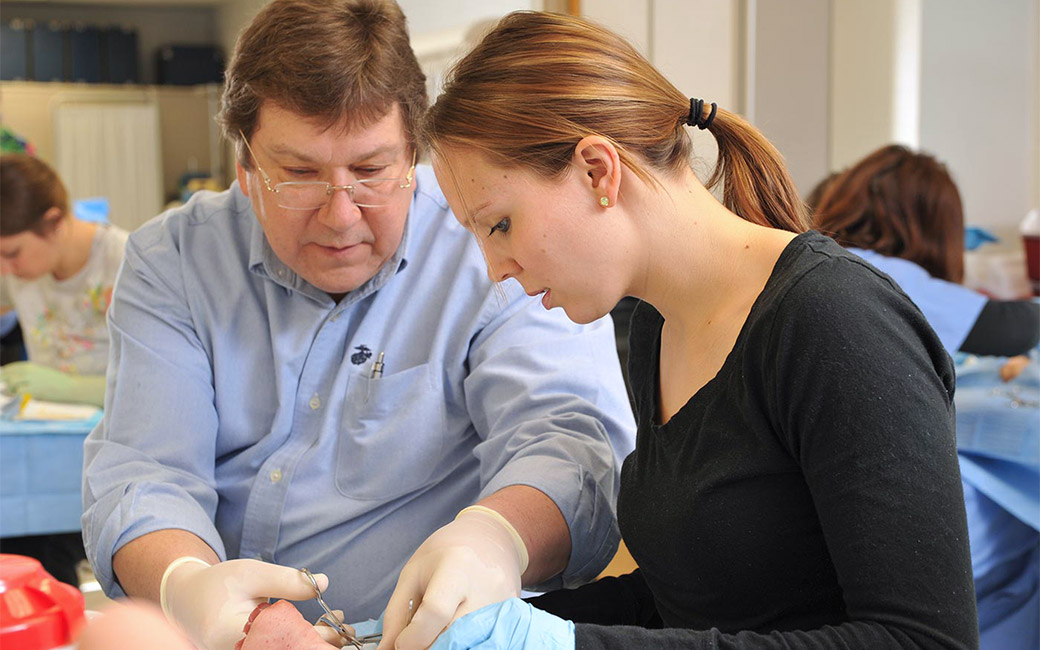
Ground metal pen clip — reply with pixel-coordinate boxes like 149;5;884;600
369;352;385;379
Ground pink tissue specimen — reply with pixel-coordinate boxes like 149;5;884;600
235;600;337;650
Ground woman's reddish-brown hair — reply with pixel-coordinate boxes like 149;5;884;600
813;144;965;283
0;153;68;237
422;11;808;234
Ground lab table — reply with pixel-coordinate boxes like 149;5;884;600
954;353;1039;530
0;414;102;537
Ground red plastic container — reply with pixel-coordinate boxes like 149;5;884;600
0;554;86;650
1024;234;1040;296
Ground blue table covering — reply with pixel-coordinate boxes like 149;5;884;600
955;353;1040;531
0;412;102;537
954;352;1039;650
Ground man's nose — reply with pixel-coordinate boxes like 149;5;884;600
318;188;363;231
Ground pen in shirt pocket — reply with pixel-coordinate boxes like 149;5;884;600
365;353;385;403
369;352;385;379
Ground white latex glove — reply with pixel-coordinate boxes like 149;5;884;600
379;506;529;650
160;557;329;650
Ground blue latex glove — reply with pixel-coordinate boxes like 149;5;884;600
350;613;383;639
428;598;574;650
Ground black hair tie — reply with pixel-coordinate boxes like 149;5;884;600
687;98;718;130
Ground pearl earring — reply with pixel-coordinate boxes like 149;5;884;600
599;196;609;207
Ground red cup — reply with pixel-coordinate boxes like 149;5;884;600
1024;234;1040;296
0;554;86;650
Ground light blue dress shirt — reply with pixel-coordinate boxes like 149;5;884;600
848;248;986;355
82;166;636;621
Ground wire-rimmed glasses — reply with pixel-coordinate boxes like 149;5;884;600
239;130;415;210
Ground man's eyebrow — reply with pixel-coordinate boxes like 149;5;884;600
265;143;401;163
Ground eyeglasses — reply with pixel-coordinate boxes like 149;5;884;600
239;130;416;210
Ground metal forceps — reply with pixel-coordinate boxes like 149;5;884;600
301;568;411;649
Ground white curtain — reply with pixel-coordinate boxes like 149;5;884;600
54;102;163;232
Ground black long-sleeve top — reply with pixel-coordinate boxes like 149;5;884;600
531;232;978;649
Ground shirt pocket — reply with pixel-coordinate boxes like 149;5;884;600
335;363;447;501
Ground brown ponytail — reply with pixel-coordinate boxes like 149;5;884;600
704;109;810;232
423;11;809;234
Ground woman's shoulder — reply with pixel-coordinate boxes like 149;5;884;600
763;231;916;320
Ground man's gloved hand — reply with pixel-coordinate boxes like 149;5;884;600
379;506;529;650
160;557;328;650
429;598;575;650
0;361;106;406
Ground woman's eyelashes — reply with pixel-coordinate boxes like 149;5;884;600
487;217;511;237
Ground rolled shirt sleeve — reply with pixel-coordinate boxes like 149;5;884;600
82;217;227;597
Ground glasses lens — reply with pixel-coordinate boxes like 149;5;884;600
273;175;407;210
276;183;332;210
352;179;399;207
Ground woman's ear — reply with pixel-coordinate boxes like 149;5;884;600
41;207;66;237
572;136;622;208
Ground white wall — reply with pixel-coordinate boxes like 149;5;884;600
751;0;830;197
830;0;917;171
919;0;1039;234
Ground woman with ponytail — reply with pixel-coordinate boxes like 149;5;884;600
420;11;976;650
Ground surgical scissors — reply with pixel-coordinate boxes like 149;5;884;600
300;567;411;649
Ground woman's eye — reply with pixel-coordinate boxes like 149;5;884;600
487;218;511;237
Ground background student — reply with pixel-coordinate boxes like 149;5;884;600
0;153;127;407
811;144;1039;358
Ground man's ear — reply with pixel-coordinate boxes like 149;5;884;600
572;135;622;207
235;160;250;197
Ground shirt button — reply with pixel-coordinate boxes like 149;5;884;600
309;395;321;410
269;468;282;483
330;313;339;323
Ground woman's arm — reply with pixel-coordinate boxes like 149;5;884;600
959;300;1040;356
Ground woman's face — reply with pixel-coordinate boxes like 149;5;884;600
0;228;61;280
433;146;629;324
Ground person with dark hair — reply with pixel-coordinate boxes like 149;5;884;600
0;153;127;407
813;147;1039;650
812;144;1039;357
80;2;635;650
421;10;977;650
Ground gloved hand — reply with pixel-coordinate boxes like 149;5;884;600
379;506;529;650
429;598;575;650
160;557;328;650
0;361;106;406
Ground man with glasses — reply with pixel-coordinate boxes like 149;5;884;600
81;2;635;650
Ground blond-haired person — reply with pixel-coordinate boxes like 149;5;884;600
421;11;977;650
